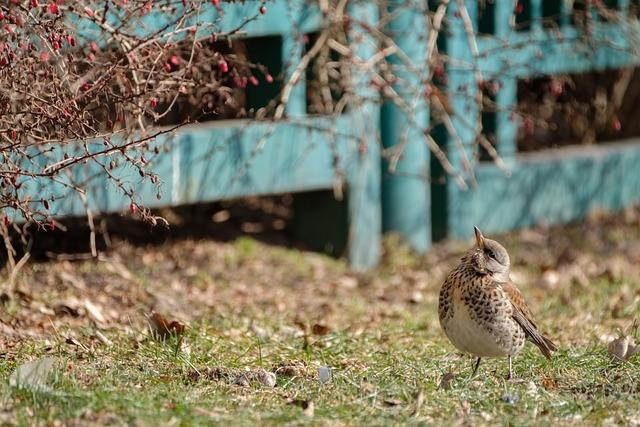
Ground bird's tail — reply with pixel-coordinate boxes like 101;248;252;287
532;333;557;360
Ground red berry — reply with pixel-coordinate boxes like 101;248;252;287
150;98;158;108
219;61;228;73
259;5;266;14
129;203;137;214
612;117;621;132
524;117;534;135
265;74;273;83
49;3;59;14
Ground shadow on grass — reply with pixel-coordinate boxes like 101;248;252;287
1;195;305;264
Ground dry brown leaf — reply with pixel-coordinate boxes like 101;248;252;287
104;261;133;281
383;397;403;407
84;299;107;324
408;291;424;304
301;400;314;417
609;336;640;362
148;312;187;340
93;331;113;347
411;390;425;417
53;298;81;317
273;360;308;378
188;367;276;387
288;399;314;417
608;321;640;363
65;337;89;351
458;400;471;418
212;210;230;223
439;372;454;390
311;323;331;335
542;377;558;390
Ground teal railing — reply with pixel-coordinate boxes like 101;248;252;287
32;1;382;270
22;1;640;269
383;1;640;253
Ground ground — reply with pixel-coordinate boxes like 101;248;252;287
1;205;640;426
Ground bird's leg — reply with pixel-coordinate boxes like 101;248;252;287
471;357;482;377
507;355;513;380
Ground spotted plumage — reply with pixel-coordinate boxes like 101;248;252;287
438;227;557;378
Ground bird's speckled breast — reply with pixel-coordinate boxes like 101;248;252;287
439;265;525;357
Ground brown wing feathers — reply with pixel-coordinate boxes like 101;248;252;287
502;282;557;359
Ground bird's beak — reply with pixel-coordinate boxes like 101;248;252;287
474;226;485;249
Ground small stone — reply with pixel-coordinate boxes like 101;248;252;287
253;369;276;387
318;366;332;384
501;393;519;405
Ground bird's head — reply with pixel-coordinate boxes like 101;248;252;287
468;226;510;281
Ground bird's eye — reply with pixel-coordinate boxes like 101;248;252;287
486;249;496;259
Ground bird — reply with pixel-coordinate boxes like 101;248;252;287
438;226;557;379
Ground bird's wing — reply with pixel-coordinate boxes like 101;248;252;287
501;281;557;359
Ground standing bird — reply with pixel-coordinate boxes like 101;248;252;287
438;227;556;379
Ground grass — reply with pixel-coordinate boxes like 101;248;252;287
1;215;640;426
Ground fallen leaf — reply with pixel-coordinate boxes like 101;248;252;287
93;331;113;346
84;299;107;324
104;261;133;281
301;400;315;417
383;397;403;407
526;381;539;396
240;369;276;387
608;321;640;362
0;292;10;305
187;367;276;388
608;335;640;362
459;400;471;417
65;336;88;351
212;210;230;223
439;372;454;390
9;357;55;391
53;302;80;317
336;276;358;289
311;323;331;335
250;323;269;340
408;291;423;304
541;377;557;390
273;360;308;378
288;399;314;417
148;312;187;340
411;390;425;417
